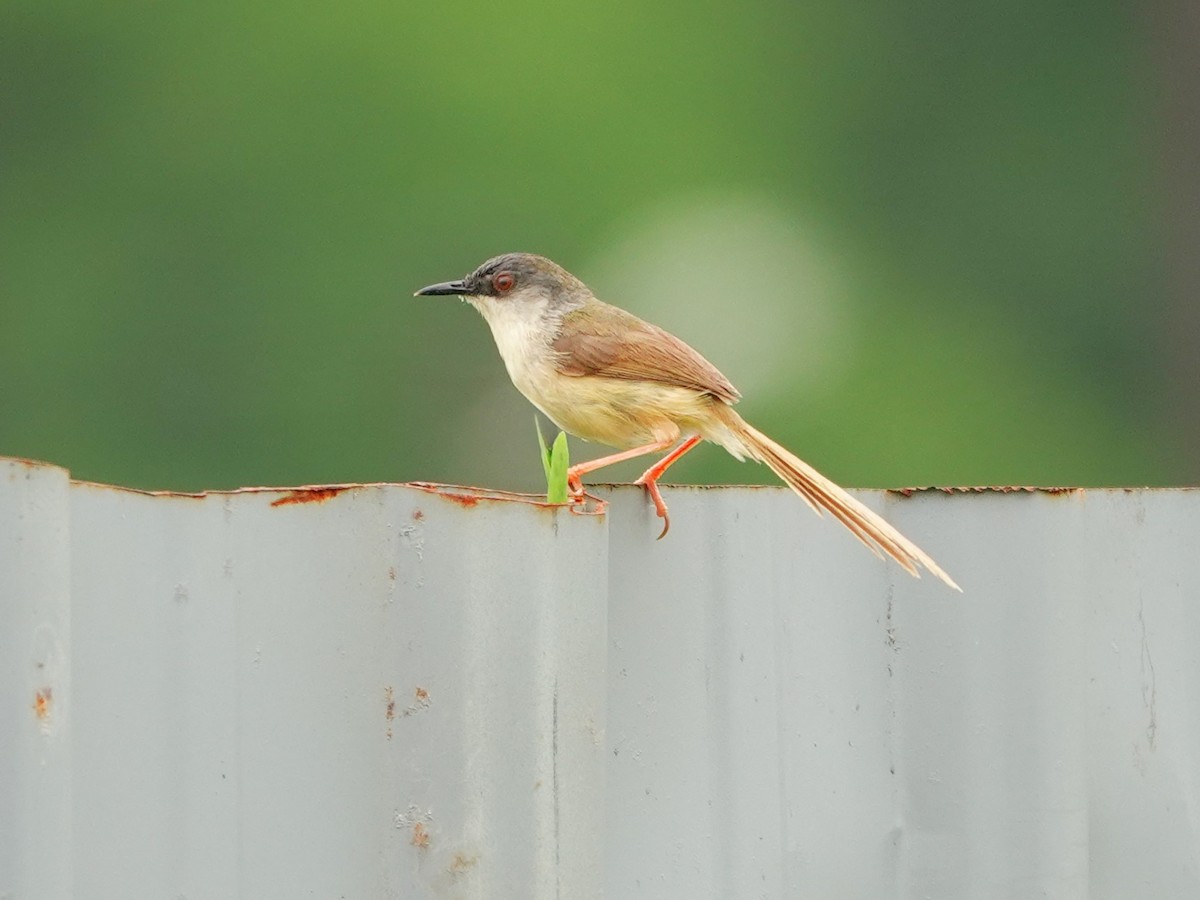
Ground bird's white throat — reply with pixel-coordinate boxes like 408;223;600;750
466;294;558;395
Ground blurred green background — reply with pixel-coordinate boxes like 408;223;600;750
2;2;1194;493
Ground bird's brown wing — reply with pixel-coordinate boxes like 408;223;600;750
551;302;741;404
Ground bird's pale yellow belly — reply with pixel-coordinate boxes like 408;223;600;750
514;366;724;450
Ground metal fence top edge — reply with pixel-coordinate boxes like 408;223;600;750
4;456;1196;504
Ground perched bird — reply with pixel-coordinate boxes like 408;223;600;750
416;253;959;589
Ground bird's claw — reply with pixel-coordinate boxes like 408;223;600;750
634;476;671;540
567;472;585;503
655;514;670;540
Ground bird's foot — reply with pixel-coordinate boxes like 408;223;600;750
566;469;585;503
633;474;671;539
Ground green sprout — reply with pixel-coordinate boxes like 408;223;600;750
535;418;570;504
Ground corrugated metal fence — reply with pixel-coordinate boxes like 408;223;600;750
2;456;1198;898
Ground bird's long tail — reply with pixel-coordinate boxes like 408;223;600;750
716;408;960;591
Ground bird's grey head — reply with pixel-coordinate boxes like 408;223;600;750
414;253;589;308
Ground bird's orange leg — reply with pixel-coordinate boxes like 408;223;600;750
634;436;703;539
566;439;674;499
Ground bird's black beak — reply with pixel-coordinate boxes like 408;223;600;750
414;279;469;297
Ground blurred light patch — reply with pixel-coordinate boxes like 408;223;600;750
586;193;856;399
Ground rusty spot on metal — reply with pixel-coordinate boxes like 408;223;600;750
385;685;396;740
270;486;349;507
411;822;430;849
408;481;606;519
64;478;394;503
412;509;425;521
387;566;396;581
7;456;69;480
400;686;433;719
34;687;52;720
66;479;373;501
449;853;478;874
887;485;1085;497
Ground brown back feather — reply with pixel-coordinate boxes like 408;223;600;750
552;302;741;404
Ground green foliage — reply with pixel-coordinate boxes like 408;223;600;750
0;2;1184;490
536;420;570;504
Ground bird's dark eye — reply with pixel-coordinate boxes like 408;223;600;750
493;271;515;293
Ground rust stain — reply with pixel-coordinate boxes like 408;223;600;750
34;687;52;720
401;686;433;718
270;486;349;507
48;469;611;516
65;478;380;501
449;853;478;874
411;822;430;849
12;457;51;469
7;457;69;482
440;492;480;508
385;686;395;721
407;482;606;519
888;485;1085;497
387;566;396;581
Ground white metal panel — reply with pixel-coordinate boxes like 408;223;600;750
1081;489;1200;900
885;490;1089;899
603;484;928;899
3;456;1200;898
17;467;609;899
0;459;73;899
601;483;1200;900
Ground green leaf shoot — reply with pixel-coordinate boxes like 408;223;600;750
536;418;570;504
